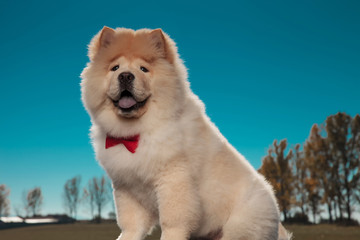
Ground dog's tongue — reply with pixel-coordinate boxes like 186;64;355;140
118;97;137;109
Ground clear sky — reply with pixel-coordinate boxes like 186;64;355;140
0;0;359;218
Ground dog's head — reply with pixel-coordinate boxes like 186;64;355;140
81;27;187;135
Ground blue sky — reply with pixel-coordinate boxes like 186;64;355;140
0;0;359;218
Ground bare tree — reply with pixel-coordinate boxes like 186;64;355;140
21;191;30;217
107;180;115;217
63;176;81;219
82;187;95;220
26;187;43;217
14;204;25;218
0;184;10;217
86;176;111;222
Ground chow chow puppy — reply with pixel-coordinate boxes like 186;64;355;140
81;26;291;240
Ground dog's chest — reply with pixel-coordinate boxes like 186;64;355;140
94;130;181;184
93;130;180;215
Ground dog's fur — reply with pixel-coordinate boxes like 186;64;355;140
81;27;291;240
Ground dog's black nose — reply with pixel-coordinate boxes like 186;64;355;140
118;72;135;83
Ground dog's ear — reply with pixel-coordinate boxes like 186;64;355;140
99;26;116;48
88;26;116;61
149;29;176;63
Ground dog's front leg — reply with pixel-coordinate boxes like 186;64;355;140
156;163;200;240
114;189;155;240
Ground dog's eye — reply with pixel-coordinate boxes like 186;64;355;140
140;66;149;73
111;65;119;71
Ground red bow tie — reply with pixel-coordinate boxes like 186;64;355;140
105;134;140;153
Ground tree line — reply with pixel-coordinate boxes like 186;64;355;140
1;112;359;224
259;112;360;225
0;176;113;222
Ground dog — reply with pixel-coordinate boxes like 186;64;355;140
81;26;291;240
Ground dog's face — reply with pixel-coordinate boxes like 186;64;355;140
81;27;187;135
106;55;152;118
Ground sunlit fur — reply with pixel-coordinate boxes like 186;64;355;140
81;27;291;240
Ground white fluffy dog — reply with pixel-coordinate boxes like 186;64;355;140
81;26;291;240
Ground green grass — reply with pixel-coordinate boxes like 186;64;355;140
0;223;359;240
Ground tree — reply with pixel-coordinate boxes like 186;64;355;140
353;115;360;206
259;112;360;224
259;139;294;222
85;176;111;222
304;124;336;223
25;187;43;217
302;113;360;223
0;184;10;217
304;174;322;223
108;211;116;220
83;187;95;220
292;144;309;218
325;113;360;222
63;176;81;219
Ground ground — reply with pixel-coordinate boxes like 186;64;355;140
285;224;360;240
0;223;359;240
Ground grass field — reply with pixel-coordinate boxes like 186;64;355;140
0;222;359;240
285;224;360;240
